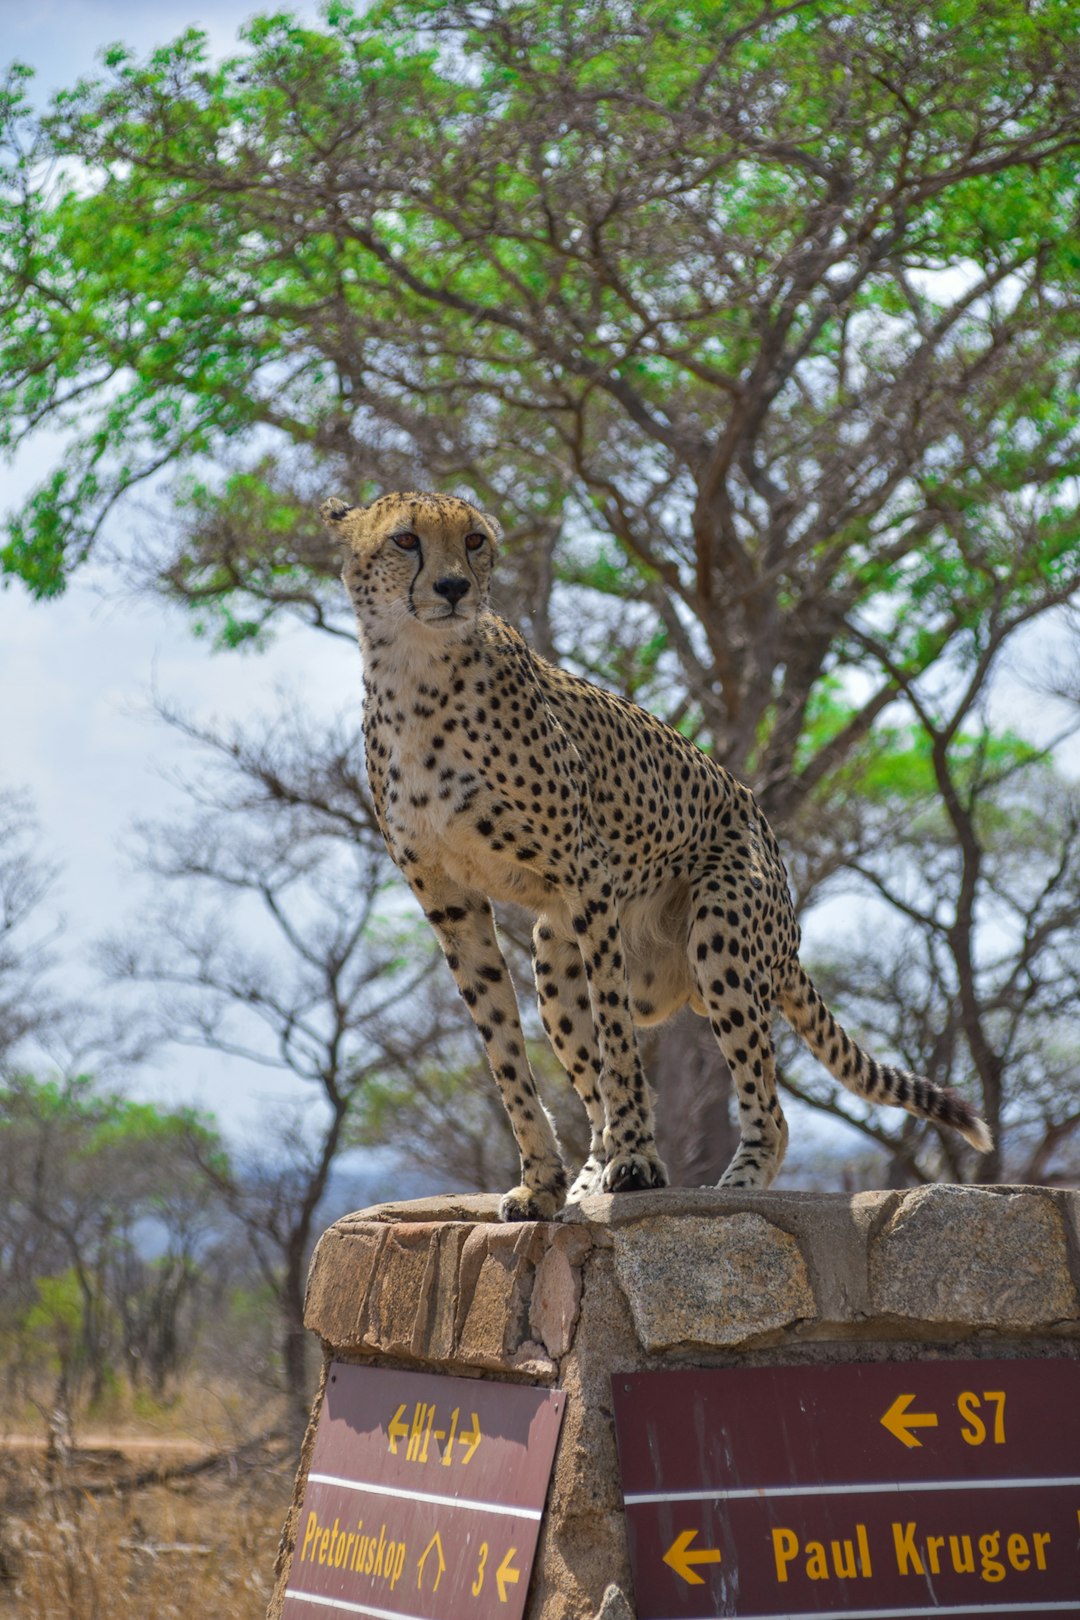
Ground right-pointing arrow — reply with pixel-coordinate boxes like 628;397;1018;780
459;1411;482;1464
881;1393;939;1449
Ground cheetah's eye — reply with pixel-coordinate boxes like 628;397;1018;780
465;532;487;551
392;532;420;551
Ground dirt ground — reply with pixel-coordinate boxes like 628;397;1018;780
0;1423;294;1619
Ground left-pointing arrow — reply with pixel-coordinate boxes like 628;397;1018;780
388;1402;409;1452
663;1529;722;1585
880;1393;939;1449
496;1546;520;1602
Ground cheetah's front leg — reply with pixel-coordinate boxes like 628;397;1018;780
412;873;567;1220
566;850;668;1196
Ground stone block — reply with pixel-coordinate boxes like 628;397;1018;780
455;1223;544;1366
531;1508;632;1620
613;1212;815;1351
457;1253;525;1365
870;1186;1080;1328
421;1223;470;1362
335;1192;504;1227
304;1222;387;1345
364;1221;440;1352
530;1238;584;1359
1060;1190;1080;1286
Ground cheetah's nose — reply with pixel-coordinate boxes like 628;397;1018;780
433;576;470;605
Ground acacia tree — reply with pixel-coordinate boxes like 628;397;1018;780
0;1073;223;1411
5;1;1080;1176
781;723;1080;1183
5;4;1080;766
0;789;65;1070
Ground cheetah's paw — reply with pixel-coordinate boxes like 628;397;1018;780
499;1180;566;1222
601;1149;668;1195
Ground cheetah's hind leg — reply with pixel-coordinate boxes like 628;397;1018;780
532;920;610;1203
689;896;788;1190
712;1011;788;1191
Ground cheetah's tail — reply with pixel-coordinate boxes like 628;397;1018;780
779;964;993;1154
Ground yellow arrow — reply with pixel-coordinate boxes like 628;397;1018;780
416;1530;445;1593
459;1411;482;1464
663;1529;722;1585
881;1393;939;1449
388;1402;409;1453
495;1546;520;1602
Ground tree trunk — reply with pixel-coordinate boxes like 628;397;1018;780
281;1245;314;1447
649;1009;738;1186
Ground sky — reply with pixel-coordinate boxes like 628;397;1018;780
2;0;281;94
1;0;349;1140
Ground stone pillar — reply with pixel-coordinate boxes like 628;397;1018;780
268;1186;1080;1620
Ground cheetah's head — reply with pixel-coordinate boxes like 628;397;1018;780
320;491;499;642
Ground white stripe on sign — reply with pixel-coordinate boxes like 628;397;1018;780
284;1588;430;1620
307;1471;542;1519
658;1604;1080;1620
624;1472;1080;1505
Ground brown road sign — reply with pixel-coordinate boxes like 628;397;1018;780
612;1358;1080;1619
283;1362;564;1620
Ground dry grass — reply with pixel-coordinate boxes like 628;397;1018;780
0;1389;294;1620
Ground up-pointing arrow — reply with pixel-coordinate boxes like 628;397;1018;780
416;1530;445;1593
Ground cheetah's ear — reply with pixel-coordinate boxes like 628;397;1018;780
319;495;376;558
319;496;358;528
478;510;502;546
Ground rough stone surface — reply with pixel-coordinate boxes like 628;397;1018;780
366;1221;438;1353
335;1192;503;1227
304;1223;385;1346
455;1223;542;1366
870;1185;1080;1327
613;1212;816;1350
272;1186;1080;1620
424;1223;470;1361
590;1584;635;1620
458;1250;526;1362
530;1233;586;1359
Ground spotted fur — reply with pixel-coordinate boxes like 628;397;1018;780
323;491;992;1220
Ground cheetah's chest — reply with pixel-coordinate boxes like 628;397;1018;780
376;726;481;847
383;759;564;909
367;700;571;910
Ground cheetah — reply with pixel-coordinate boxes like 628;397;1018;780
322;490;992;1220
